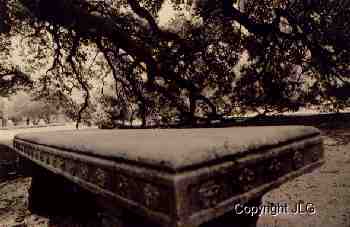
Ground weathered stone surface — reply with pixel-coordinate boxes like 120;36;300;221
14;126;319;172
12;126;324;227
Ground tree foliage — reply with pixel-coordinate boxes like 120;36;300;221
0;0;349;127
5;91;60;123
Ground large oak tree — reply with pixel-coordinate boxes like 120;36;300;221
0;0;349;127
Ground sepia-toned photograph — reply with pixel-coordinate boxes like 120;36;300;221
0;0;349;226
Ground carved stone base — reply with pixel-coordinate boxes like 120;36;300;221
100;198;262;227
28;164;99;221
16;127;324;227
28;163;261;227
28;163;161;227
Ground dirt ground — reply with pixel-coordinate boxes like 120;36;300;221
0;127;349;227
258;128;350;227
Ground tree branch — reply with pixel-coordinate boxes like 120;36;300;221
66;34;90;129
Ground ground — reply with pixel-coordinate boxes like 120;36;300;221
0;126;349;227
258;128;350;227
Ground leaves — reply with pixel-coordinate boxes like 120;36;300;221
0;0;349;127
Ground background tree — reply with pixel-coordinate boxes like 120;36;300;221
6;91;61;124
0;0;349;127
0;0;31;98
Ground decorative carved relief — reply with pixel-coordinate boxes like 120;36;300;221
49;154;56;167
47;154;54;166
24;147;28;155
239;168;255;192
115;174;129;197
27;147;32;156
198;180;222;208
94;168;107;188
293;151;303;169
79;163;90;180
35;151;40;160
54;156;65;170
143;183;160;208
268;158;282;179
65;159;78;176
45;153;50;164
40;152;46;163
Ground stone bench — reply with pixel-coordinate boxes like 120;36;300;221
12;126;324;227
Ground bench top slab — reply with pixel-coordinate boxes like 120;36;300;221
14;126;320;172
13;126;324;227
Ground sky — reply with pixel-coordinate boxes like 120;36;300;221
4;0;250;106
158;0;178;27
